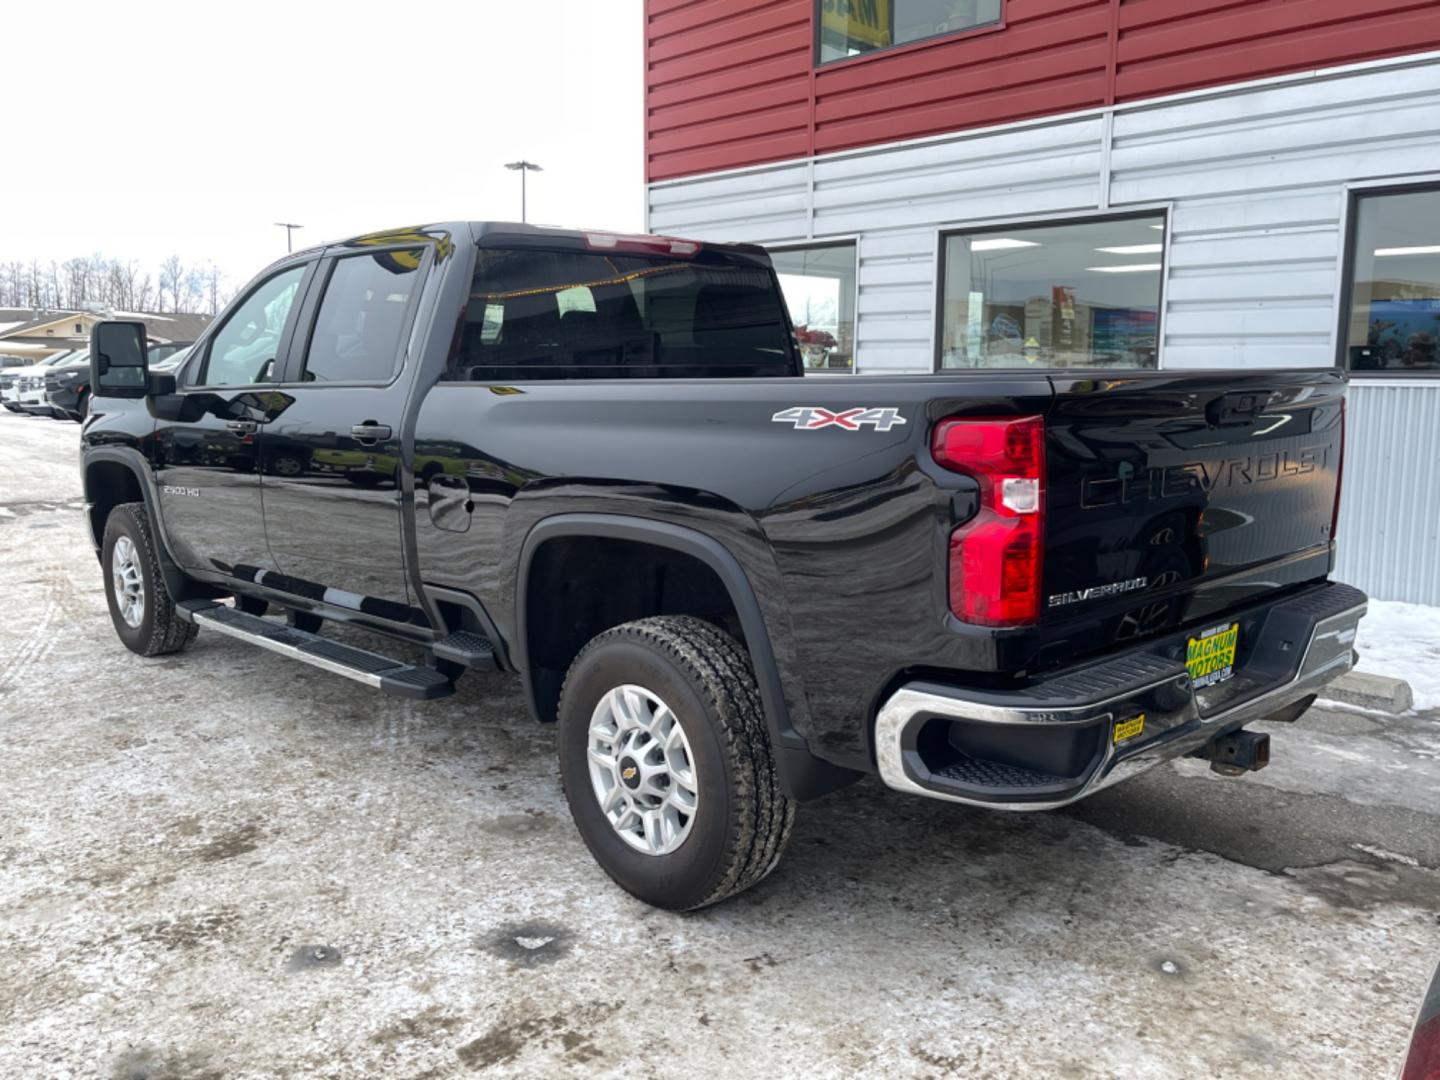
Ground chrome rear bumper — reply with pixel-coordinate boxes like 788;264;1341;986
875;583;1367;811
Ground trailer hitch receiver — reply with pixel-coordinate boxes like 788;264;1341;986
1190;729;1270;776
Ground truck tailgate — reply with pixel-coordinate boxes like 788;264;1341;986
1041;370;1345;650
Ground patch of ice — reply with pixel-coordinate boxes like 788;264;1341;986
1353;598;1440;711
1314;698;1394;719
1350;843;1420;867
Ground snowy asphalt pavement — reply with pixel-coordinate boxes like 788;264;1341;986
2;412;1439;1079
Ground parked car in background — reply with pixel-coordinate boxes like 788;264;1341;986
6;352;77;415
148;341;192;366
3;362;34;412
150;351;192;380
44;350;92;420
2;351;73;412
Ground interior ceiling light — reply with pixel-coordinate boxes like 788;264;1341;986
1095;244;1164;255
1084;263;1163;273
1375;245;1440;257
971;238;1040;251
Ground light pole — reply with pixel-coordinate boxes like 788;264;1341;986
504;161;543;223
274;222;304;253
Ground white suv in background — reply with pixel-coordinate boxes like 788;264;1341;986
1;351;76;413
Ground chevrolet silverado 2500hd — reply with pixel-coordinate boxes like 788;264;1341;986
80;222;1365;910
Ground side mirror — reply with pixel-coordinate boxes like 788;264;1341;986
90;321;149;398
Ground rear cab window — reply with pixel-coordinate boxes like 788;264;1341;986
300;248;425;383
446;240;798;381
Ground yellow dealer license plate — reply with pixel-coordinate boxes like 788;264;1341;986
1187;622;1239;689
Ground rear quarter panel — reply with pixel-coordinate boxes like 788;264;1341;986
413;375;1050;771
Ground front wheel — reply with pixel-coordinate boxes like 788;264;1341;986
74;390;89;420
102;503;197;656
557;616;795;910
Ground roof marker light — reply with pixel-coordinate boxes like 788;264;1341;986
585;233;699;257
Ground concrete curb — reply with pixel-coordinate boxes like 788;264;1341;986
1323;671;1414;715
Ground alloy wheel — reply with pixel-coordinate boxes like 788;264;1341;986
586;684;699;856
111;536;145;628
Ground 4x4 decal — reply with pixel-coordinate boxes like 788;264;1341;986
772;406;907;432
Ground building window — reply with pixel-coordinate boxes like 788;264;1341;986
1342;185;1440;374
938;214;1165;370
819;0;1002;64
770;242;857;372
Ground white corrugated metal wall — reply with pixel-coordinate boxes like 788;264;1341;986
647;54;1440;605
1334;383;1440;605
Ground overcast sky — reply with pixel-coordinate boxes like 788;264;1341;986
2;0;643;293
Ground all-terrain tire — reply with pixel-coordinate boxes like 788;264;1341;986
557;615;795;910
102;502;198;657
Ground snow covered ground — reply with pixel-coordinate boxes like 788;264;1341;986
1353;599;1440;712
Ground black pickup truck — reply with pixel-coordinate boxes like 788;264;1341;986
81;222;1365;910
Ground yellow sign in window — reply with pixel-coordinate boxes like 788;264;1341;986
821;0;893;50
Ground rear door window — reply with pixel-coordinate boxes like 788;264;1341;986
300;249;425;383
447;245;796;381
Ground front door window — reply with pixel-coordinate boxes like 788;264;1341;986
198;266;306;387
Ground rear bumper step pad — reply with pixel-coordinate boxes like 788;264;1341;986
177;600;454;700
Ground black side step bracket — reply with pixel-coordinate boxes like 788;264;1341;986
431;630;498;670
177;600;454;700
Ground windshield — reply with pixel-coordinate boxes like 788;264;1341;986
448;245;797;381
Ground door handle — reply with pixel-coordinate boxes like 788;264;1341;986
351;423;392;441
226;419;258;434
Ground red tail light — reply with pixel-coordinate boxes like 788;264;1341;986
932;415;1045;627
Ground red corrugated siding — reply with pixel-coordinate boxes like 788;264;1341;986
814;0;1111;153
1115;0;1440;99
645;0;1440;182
646;0;813;181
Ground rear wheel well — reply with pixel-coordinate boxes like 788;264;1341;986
524;536;746;723
86;461;145;551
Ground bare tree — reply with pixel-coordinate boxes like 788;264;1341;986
2;251;243;314
159;255;185;313
117;259;140;311
63;257;90;307
88;253;112;308
204;263;224;315
3;262;22;307
181;268;205;314
135;272;155;313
